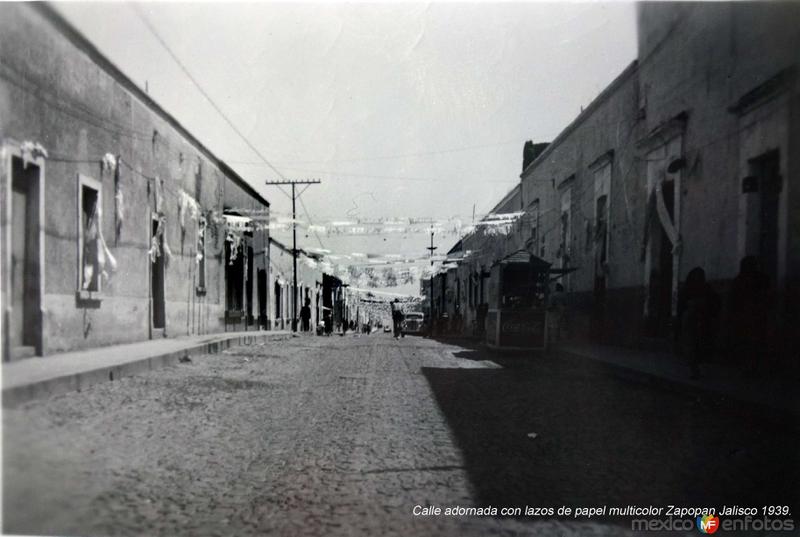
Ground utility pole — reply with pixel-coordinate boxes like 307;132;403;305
426;229;437;332
264;179;321;332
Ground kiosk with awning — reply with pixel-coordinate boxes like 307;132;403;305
485;250;574;351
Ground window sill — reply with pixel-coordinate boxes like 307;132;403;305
75;289;103;308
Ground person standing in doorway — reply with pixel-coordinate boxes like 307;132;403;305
728;256;771;376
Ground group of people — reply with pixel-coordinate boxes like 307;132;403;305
299;298;333;335
297;296;410;338
302;258;776;378
677;256;773;378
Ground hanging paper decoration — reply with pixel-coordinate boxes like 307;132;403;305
163;239;173;267
195;215;206;264
148;216;171;266
226;231;243;264
82;201;118;289
222;213;249;265
148;236;160;263
223;214;252;232
20;140;48;168
154;176;164;215
101;153;117;174
98;226;118;281
178;189;201;232
115;188;124;229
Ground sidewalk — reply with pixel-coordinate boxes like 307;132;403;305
558;341;800;419
2;330;292;407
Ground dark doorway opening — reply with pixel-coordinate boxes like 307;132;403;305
257;269;267;328
151;217;166;332
750;150;781;285
645;180;675;339
246;246;254;325
592;195;609;340
274;280;281;321
225;241;244;312
8;156;42;359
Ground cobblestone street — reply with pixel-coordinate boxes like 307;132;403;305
4;334;799;536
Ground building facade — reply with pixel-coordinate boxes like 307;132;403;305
268;237;325;332
0;4;271;359
519;61;643;345
635;2;800;356
439;2;800;363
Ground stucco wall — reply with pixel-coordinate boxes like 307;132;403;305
520;63;643;295
637;2;800;285
268;240;326;331
0;4;270;355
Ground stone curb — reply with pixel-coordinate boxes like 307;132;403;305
2;332;293;408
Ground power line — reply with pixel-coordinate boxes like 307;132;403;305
264;179;321;332
131;3;292;203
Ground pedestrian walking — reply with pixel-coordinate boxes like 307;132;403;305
391;298;405;339
677;266;721;378
300;298;311;332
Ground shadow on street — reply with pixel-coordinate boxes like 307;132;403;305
421;344;800;523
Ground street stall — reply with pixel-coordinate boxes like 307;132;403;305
485;251;553;351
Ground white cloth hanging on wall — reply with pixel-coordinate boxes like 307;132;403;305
178;190;201;231
155;177;164;215
20;140;48;168
654;180;678;246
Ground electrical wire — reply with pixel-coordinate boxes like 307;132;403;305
130;3;293;204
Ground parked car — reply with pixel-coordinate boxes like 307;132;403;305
402;312;425;335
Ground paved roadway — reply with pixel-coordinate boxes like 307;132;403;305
4;333;799;536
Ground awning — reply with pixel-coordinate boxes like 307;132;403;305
495;250;552;271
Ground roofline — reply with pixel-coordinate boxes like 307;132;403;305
33;3;269;208
219;161;270;207
446;238;463;256
268;237;320;260
443;182;521;254
487;183;521;215
520;60;639;179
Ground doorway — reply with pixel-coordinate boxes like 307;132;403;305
257;268;267;328
646;180;675;338
750;150;781;285
151;217;166;334
8;156;43;359
274;280;281;325
246;246;254;325
225;240;244;312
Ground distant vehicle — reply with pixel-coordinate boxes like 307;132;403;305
402;312;424;334
383;325;392;333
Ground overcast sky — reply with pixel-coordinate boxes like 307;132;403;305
56;1;637;259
